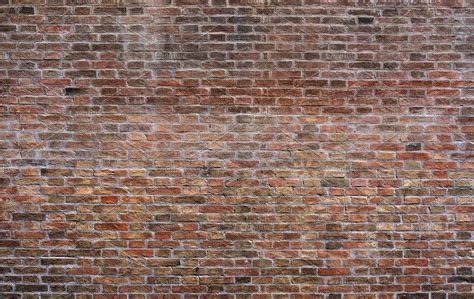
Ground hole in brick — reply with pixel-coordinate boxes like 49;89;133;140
358;17;374;25
406;143;421;151
64;87;86;96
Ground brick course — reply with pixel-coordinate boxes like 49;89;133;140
0;0;473;297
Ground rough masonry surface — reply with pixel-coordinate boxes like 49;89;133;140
0;0;473;297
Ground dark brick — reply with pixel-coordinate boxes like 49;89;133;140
321;179;348;187
447;276;474;283
0;25;15;32
235;277;251;284
410;53;426;61
41;259;75;265
64;87;86;96
326;242;343;250
406;143;421;151
456;267;472;275
91;44;124;51
326;224;342;231
12;213;46;221
65;70;97;78
357;17;374;25
15;285;48;292
18;7;34;14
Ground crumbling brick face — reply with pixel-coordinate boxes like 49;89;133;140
0;0;473;297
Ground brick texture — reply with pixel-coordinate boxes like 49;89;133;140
0;0;473;297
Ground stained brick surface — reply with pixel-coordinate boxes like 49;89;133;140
0;0;473;297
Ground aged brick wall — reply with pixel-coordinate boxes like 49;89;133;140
0;0;473;297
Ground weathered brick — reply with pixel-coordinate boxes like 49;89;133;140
12;213;46;221
321;179;348;187
15;285;48;292
406;143;421;151
0;0;471;297
18;7;34;14
319;268;350;276
64;87;87;96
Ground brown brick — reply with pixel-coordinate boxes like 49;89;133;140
12;213;46;221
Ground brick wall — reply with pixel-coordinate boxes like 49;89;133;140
0;0;473;297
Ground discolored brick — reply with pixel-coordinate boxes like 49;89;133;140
12;213;46;221
0;0;471;297
64;87;86;96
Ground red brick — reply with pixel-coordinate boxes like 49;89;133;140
318;268;350;276
0;1;471;297
121;249;154;257
423;161;457;169
95;223;128;231
397;152;431;160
